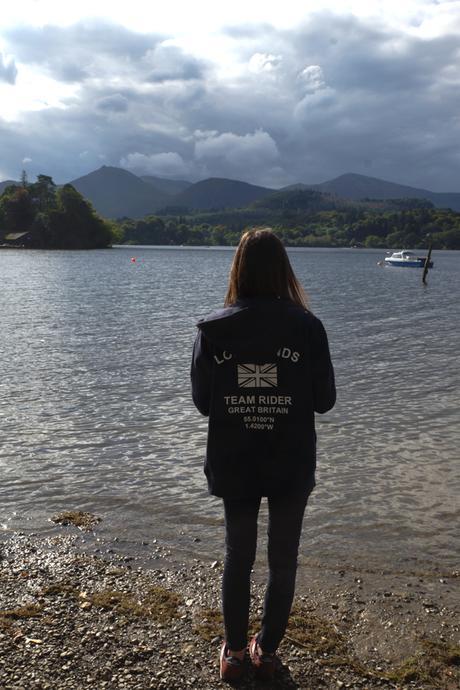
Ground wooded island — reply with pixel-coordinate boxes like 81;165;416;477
0;174;117;249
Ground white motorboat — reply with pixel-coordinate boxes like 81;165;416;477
384;250;433;268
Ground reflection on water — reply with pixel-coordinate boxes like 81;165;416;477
0;247;459;570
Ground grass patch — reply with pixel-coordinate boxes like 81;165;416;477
89;586;182;624
286;608;459;687
194;605;347;649
284;606;373;675
50;510;101;530
286;605;347;656
193;607;258;642
0;604;43;620
0;603;43;625
193;608;224;641
41;581;79;597
385;640;460;689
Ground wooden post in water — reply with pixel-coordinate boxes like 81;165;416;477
422;240;433;285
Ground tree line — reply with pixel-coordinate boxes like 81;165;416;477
0;173;118;249
119;202;460;250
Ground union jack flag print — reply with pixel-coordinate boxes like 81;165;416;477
237;363;278;388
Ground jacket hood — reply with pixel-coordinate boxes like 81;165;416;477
197;298;303;357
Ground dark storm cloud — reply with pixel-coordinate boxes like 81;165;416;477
4;20;164;82
0;85;198;183
195;12;460;189
0;52;17;84
96;94;129;112
286;14;460;94
1;13;459;191
145;45;205;82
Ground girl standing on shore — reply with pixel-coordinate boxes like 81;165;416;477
191;229;336;682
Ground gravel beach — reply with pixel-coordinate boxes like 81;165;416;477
0;522;458;690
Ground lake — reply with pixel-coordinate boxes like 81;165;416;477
0;246;459;573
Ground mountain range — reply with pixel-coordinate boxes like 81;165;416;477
2;167;460;217
286;173;460;212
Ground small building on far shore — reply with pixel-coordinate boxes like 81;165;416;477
1;231;33;247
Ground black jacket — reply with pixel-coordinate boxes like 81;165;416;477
191;297;336;498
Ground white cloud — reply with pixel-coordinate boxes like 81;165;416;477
22;156;32;163
193;128;219;140
300;65;326;93
248;52;282;74
120;151;191;177
195;129;279;167
0;2;447;35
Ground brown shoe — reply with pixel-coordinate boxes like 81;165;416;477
249;635;277;681
220;642;246;682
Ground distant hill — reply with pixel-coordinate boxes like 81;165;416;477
0;180;19;194
140;175;191;196
252;188;338;211
284;173;460;212
70;166;167;219
172;177;274;210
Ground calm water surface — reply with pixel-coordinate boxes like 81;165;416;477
1;247;459;571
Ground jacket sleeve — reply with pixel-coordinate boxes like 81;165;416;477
310;318;336;414
191;329;213;416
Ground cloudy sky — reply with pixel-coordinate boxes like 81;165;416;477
0;0;459;190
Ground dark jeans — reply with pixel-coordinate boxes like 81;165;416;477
222;488;311;653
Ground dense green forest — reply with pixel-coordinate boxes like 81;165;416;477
0;174;118;249
119;190;460;249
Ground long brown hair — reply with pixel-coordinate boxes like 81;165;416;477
224;228;308;309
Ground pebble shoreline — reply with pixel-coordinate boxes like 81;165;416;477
0;528;458;690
